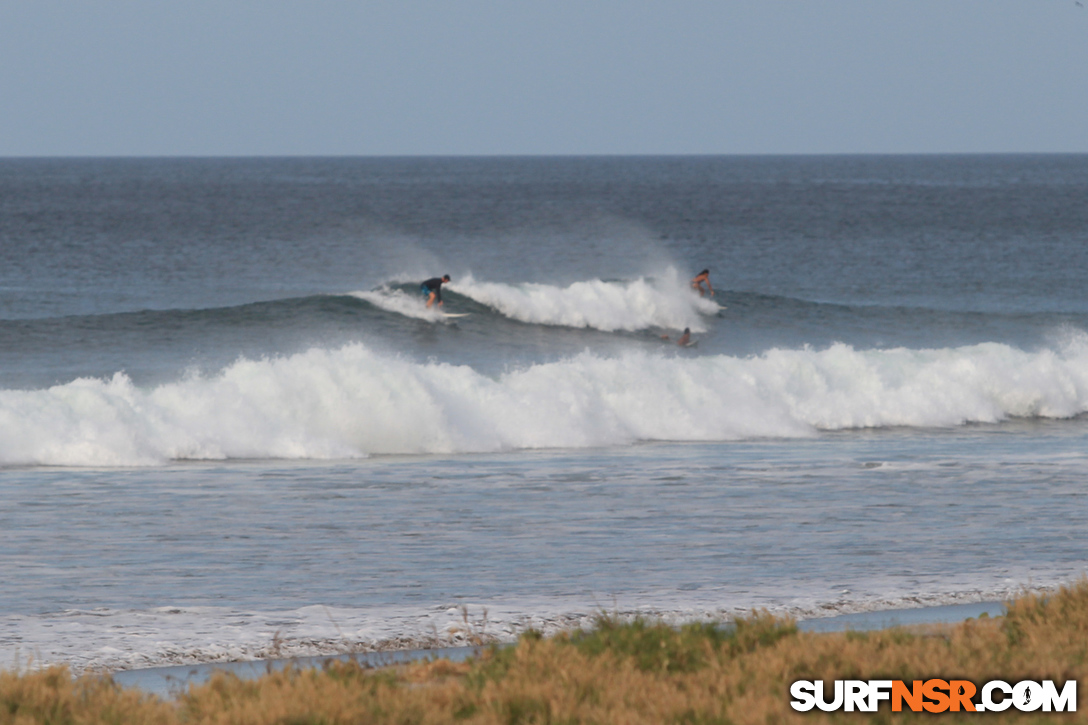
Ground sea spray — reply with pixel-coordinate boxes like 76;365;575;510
350;287;449;322
446;268;720;332
352;269;720;331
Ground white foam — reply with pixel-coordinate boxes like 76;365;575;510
3;576;1067;675
349;287;447;322
447;268;721;332
4;335;1088;467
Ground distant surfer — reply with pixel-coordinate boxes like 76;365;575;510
661;327;694;346
421;275;451;308
691;269;714;297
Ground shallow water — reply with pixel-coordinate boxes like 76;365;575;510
3;424;1084;671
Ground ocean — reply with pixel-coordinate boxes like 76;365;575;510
1;155;1086;673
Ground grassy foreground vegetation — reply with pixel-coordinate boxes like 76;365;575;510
5;581;1088;724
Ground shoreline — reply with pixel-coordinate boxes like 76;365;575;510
111;600;1006;698
9;585;1042;678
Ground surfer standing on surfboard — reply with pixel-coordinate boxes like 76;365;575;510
691;269;714;297
421;275;451;308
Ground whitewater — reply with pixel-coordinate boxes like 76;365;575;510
351;269;721;331
445;271;722;332
4;335;1088;467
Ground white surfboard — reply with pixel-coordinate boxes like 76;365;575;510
442;312;471;318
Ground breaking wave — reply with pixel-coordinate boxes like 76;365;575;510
4;334;1088;467
349;287;449;322
447;268;720;331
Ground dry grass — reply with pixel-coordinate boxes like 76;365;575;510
5;581;1088;723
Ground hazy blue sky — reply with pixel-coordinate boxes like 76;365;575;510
1;1;1085;156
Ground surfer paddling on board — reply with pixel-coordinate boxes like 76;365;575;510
691;269;714;297
421;275;451;308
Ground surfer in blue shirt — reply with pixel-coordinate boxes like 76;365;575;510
421;275;451;308
691;269;714;297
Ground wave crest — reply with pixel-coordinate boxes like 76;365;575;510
450;268;721;331
349;287;448;322
3;335;1088;467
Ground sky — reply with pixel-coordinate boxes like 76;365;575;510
1;1;1086;156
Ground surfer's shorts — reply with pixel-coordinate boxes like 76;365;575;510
420;285;430;296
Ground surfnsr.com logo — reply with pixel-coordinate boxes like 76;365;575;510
790;679;1077;713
